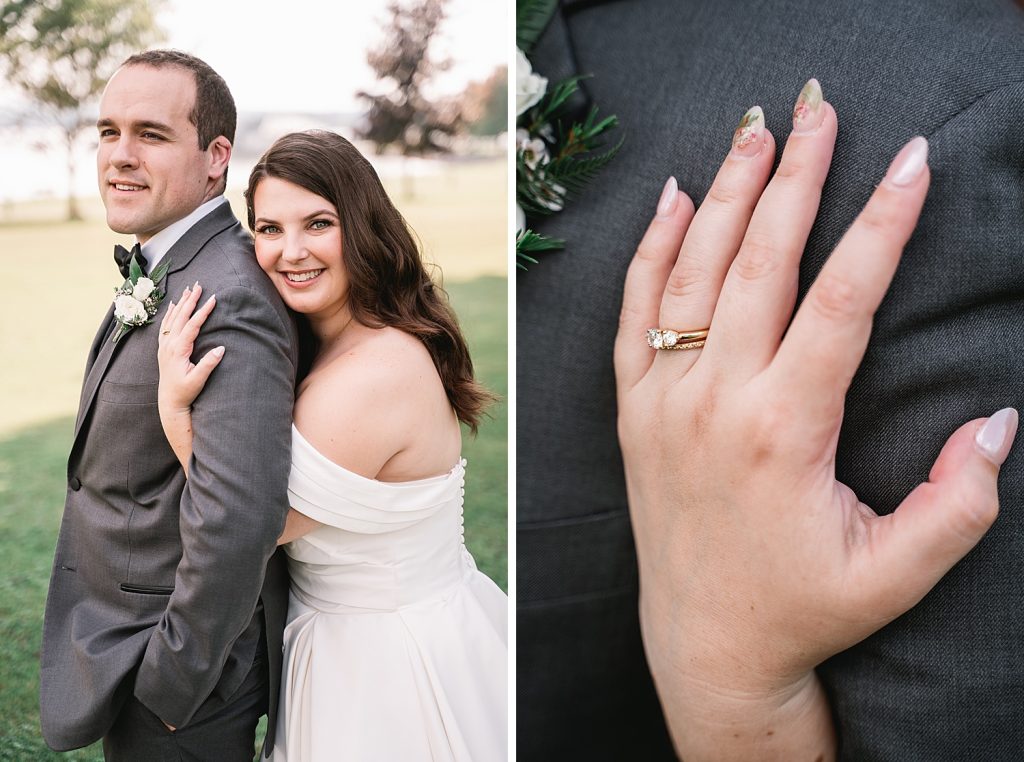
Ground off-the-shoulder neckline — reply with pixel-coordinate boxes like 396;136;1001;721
291;424;465;487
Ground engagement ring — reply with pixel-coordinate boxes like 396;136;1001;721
647;328;709;350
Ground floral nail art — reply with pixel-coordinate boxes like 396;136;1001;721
732;106;764;153
793;78;823;130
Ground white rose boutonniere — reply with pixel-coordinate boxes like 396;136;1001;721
516;48;548;117
132;277;155;301
111;255;171;344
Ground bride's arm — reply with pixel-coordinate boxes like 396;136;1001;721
156;284;223;476
277;510;324;545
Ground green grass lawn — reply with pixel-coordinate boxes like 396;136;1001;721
0;161;507;759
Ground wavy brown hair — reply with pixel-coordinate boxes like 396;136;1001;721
245;130;494;433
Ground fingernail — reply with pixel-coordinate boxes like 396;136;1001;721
193;281;199;288
656;177;679;218
792;78;824;134
975;408;1019;465
885;136;929;187
214;346;225;357
732;106;765;157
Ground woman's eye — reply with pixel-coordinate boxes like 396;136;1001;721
310;219;332;230
256;225;280;235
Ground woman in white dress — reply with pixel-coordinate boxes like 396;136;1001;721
155;130;507;761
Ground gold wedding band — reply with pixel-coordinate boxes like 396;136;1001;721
647;328;709;350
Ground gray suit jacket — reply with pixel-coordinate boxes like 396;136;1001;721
40;201;298;752
518;1;1024;759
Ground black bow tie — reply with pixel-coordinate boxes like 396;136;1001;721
114;243;148;279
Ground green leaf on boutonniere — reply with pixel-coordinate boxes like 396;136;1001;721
129;255;144;282
148;260;170;285
516;228;563;270
516;0;557;53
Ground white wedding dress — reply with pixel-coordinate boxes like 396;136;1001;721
268;425;508;761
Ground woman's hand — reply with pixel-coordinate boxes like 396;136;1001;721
157;283;223;473
614;80;1018;760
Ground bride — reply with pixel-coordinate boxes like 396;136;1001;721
155;130;507;760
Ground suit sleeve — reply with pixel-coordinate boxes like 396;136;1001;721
133;283;295;727
818;79;1024;755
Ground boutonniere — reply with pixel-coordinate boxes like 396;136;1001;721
111;255;171;344
515;0;622;270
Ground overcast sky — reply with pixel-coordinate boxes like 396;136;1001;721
1;0;508;114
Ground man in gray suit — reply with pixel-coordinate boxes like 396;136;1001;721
40;50;297;760
518;0;1024;759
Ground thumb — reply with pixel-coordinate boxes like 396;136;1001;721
866;408;1017;615
190;346;226;389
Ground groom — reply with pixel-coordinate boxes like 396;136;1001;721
39;50;297;759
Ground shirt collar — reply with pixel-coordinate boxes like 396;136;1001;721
139;196;228;271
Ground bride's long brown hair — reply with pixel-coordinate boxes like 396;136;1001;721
245;130;493;432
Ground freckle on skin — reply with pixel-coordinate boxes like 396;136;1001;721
766;730;774;736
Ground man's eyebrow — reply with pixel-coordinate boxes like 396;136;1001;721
95;118;177;134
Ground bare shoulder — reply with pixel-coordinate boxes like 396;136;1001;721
292;326;455;480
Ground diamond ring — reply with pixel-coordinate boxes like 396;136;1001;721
647;328;709;350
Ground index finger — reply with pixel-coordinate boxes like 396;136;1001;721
771;137;930;439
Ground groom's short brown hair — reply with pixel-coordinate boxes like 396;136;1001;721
121;49;236;151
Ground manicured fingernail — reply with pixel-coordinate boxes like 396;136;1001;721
193;281;199;288
656;176;679;218
885;136;929;187
975;407;1018;465
792;78;824;133
214;346;225;358
732;106;765;157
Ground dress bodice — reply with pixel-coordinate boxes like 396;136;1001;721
284;425;471;612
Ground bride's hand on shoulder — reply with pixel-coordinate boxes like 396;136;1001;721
157;282;223;414
613;80;1018;758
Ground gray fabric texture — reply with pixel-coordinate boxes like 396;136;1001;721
103;628;268;761
517;0;1024;759
40;201;298;753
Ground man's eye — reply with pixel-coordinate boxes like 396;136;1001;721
141;132;164;140
99;129;117;138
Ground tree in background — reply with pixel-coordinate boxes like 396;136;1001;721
0;0;163;220
357;0;459;197
463;66;507;137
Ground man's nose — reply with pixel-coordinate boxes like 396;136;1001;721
108;136;139;169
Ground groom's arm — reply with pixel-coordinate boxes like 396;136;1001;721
133;282;295;728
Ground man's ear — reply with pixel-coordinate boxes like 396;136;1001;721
207;136;232;184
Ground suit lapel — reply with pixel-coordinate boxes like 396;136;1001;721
73;304;117;437
68;202;243;462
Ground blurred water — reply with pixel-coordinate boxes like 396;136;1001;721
0;116;502;208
